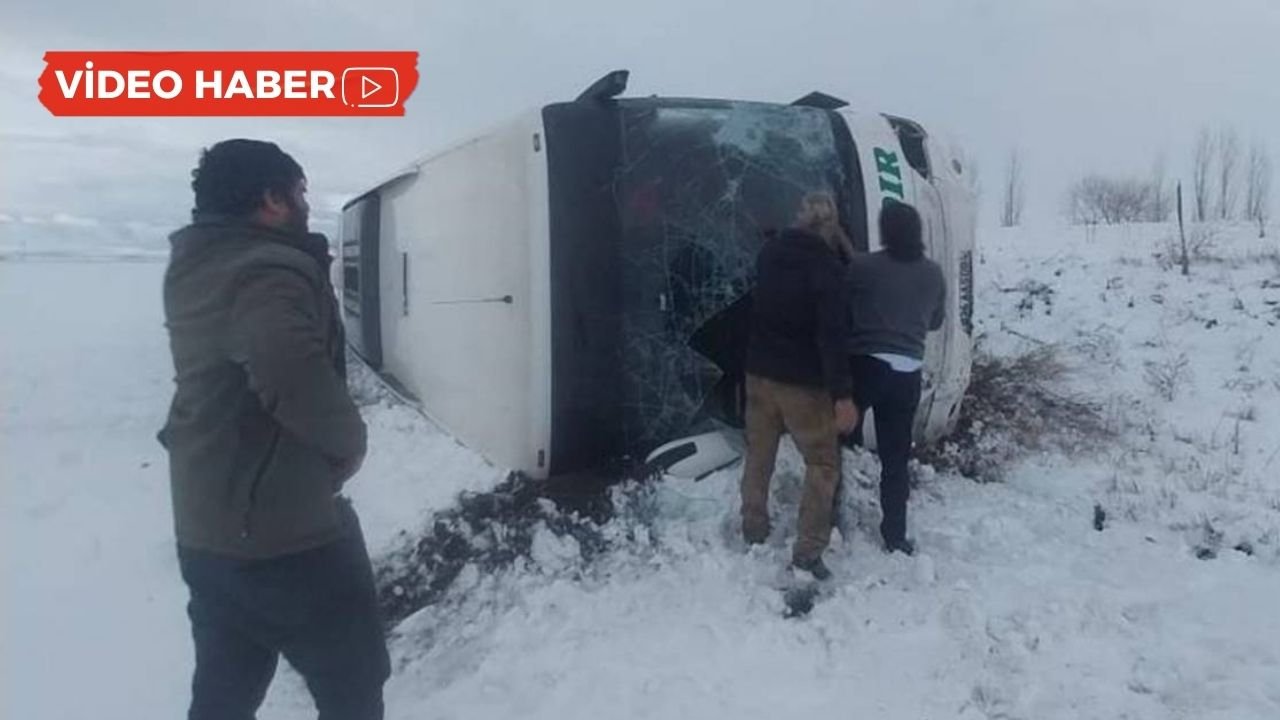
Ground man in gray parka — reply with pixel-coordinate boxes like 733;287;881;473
159;139;388;720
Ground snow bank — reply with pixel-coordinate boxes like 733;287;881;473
4;220;1278;720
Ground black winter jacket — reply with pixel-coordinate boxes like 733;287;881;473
744;229;853;399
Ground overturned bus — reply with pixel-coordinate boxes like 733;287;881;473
340;71;975;481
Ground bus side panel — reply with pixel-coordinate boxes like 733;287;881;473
914;140;976;441
928;135;977;435
377;122;541;476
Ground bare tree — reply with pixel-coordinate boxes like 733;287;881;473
1148;153;1171;222
1066;178;1102;226
1066;175;1153;225
1001;149;1025;227
1192;128;1213;222
1245;140;1272;237
1217;127;1241;220
1176;182;1189;275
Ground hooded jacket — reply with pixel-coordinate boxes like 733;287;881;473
158;215;366;559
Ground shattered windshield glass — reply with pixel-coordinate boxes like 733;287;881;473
614;101;853;453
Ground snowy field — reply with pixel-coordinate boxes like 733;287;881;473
3;222;1279;719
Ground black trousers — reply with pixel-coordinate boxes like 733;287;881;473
847;355;922;544
177;499;390;720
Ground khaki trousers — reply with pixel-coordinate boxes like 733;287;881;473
739;373;839;562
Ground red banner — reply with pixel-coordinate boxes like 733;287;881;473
38;51;419;117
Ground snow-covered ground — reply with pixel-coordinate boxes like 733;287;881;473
0;259;500;719
3;222;1278;719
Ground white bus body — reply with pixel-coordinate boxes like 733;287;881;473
342;78;975;480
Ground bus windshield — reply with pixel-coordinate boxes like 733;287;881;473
543;99;865;471
614;100;862;450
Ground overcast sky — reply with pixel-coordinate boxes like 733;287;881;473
1;0;1277;243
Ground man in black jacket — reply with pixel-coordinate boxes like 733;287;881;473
160;139;388;719
740;193;858;580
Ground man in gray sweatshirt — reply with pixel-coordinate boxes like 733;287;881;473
844;201;946;555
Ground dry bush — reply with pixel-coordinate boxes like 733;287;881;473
919;345;1109;482
1067;174;1160;225
1143;353;1192;401
376;472;641;627
1073;326;1123;369
1000;279;1055;317
1243;248;1280;272
1187;223;1221;258
1155;224;1219;271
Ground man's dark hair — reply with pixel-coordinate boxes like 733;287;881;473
879;201;925;262
190;139;304;218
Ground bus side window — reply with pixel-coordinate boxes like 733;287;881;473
342;243;361;315
886;116;930;180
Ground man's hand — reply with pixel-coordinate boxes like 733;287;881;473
834;398;859;435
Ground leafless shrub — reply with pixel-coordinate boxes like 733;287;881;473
1067;175;1157;225
1155;224;1219;271
1187;224;1220;257
1244;249;1280;274
1245;140;1272;238
1223;375;1267;393
1154;239;1179;272
1217;128;1241;221
1073;326;1122;369
919;345;1109;482
1143;353;1192;401
999;279;1055;316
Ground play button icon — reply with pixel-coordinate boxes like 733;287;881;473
341;67;399;108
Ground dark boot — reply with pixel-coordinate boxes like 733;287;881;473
883;536;916;556
792;555;833;581
743;521;770;546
